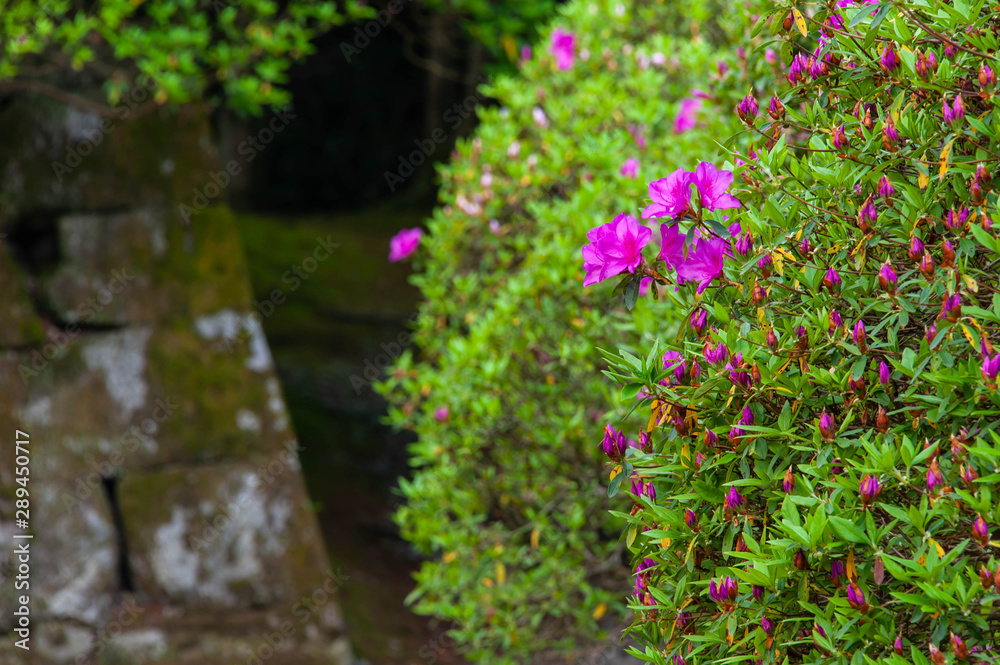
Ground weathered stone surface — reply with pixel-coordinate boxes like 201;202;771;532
118;459;328;609
0;242;44;347
43;205;253;326
0;96;220;220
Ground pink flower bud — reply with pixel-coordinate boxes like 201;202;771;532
973;514;990;546
878;360;891;386
860;473;881;506
878;261;898;294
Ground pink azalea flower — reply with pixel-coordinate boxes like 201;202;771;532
659;223;686;269
389;228;422;262
642;168;693;219
673;98;701;134
550;28;576;70
582;213;652;287
620;157;640;179
676;236;727;293
693;162;741;211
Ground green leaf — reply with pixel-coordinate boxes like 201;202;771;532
829;516;868;544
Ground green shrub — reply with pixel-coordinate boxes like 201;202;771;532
377;1;750;661
1;0;370;113
594;2;1000;664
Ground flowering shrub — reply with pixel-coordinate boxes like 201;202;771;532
593;2;1000;664
377;1;749;661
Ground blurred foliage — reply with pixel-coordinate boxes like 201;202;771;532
376;0;748;662
423;0;564;64
0;0;371;114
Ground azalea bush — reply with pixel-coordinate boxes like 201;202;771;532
590;1;1000;664
376;0;751;662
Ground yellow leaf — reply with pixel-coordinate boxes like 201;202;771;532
610;465;623;482
593;602;607;620
963;274;979;293
939;139;955;180
929;537;945;558
680;443;691;469
792;7;807;37
483;578;494;587
496;562;506;584
443;551;457;563
918;151;930;189
530;528;540;549
846;550;856;582
546;374;555;386
960;324;978;350
627;526;638;548
917;553;927;566
661;537;671;549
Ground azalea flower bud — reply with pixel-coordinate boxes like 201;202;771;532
798;235;811;256
981;353;1000;382
954;94;966;121
945;206;970;230
878;360;891;386
737;93;759;123
753;584;764;602
783;467;796;494
602;425;627;460
880;42;900;73
919;252;935;281
793;550;809;571
876;406;890;433
877;176;895;199
685;508;698;530
704;341;729;365
796;325;809;351
857;196;877;233
787;53;808;85
704;429;718;448
961;463;978;486
860;473;881;506
832;124;849;150
916;50;938;78
861;106;874;132
735;232;753;256
926;457;944;493
848;584;871;614
766;327;779;350
691;309;708;336
848;377;865;395
672;654;685;665
734;535;748;553
971;179;985;204
944;43;957;58
761;616;774;635
694;451;706;470
758;253;773;277
675;611;691;630
976;164;993;190
981;564;992;589
941;292;961;322
673;412;689;436
752;283;767;305
751;361;761;385
878;261;898;294
782;11;794;30
982;213;993;231
853;320;868;352
926;324;938;346
972;514;990;546
822;267;842;293
894;635;904;655
941;240;955;268
767;95;786;120
908;236;925;261
980;62;997;88
728;425;745;444
724;486;745;513
882;117;899;151
689;360;701;381
830;560;846;587
951;633;969;660
819;411;836;440
929;643;945;665
829;309;843;333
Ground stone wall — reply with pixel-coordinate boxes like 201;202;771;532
0;96;351;664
